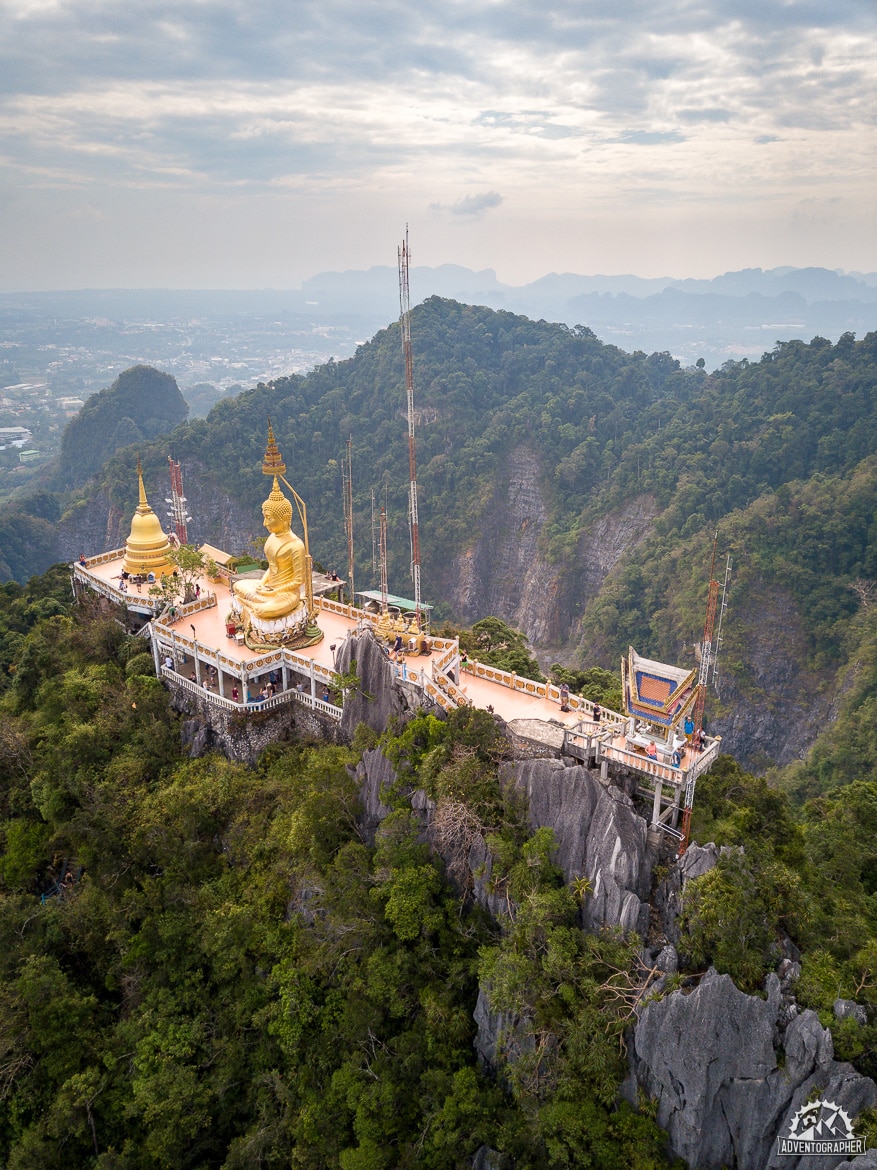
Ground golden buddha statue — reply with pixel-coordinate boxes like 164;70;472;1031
371;611;390;645
233;478;307;634
122;461;174;578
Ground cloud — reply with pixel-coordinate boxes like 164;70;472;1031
1;0;876;285
431;191;503;217
617;130;687;145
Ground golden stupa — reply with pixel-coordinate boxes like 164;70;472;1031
122;460;174;578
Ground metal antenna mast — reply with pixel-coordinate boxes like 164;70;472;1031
398;227;422;622
342;437;355;605
692;531;720;735
680;532;722;856
379;505;388;615
165;456;192;544
711;554;732;696
371;489;377;572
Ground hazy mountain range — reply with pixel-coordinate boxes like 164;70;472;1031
2;265;875;394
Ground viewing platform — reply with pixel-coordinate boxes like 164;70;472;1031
73;549;721;841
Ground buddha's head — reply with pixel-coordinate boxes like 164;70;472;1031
262;480;293;534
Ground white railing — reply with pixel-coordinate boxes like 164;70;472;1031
598;735;721;790
79;548;125;568
162;668;342;721
433;666;469;708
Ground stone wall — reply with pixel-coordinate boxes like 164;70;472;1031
169;681;343;765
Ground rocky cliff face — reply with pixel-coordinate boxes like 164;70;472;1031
498;758;652;935
709;579;843;770
57;459;260;563
630;969;877;1170
443;445;658;650
350;718;877;1170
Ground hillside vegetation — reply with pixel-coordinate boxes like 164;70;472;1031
4;299;877;764
3;568;877;1165
58;365;188;489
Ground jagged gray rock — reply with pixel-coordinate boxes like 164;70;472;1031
468;833;513;920
836;1152;877;1169
338;630;408;737
499;758;650;933
654;842;741;943
632;968;877;1169
834;998;868;1026
471;1146;508;1170
355;747;397;845
656;945;678;974
473;986;535;1072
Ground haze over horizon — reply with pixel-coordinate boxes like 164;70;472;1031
2;0;875;292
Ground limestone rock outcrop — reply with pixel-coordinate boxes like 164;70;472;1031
355;747;398;846
338;630;410;737
631;968;877;1170
499;758;651;934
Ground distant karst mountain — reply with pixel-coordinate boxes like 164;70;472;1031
58;364;188;489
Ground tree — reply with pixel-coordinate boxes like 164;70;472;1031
149;544;205;607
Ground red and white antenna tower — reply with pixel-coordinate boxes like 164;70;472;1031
379;505;388;615
398;227;422;623
166;456;192;545
342;437;355;605
692;531;720;735
680;530;726;853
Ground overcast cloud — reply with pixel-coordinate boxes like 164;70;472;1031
0;0;874;288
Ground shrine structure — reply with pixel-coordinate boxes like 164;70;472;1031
71;436;721;848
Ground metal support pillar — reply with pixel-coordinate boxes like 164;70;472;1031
651;780;663;826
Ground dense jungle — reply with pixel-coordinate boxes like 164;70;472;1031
2;300;877;1165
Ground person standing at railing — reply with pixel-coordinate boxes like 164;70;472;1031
559;683;570;712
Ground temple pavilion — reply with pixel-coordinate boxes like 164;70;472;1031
72;435;721;848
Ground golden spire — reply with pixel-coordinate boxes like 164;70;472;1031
137;455;149;511
262;418;286;478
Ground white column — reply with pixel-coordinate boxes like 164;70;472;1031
651;780;663;826
193;643;201;685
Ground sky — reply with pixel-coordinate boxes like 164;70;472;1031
1;0;875;290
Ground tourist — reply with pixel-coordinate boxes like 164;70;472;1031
646;741;658;760
684;715;695;741
78;553;86;566
671;748;681;769
231;685;239;702
593;704;601;725
559;682;570;712
322;685;330;702
164;654;173;672
258;687;268;702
